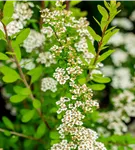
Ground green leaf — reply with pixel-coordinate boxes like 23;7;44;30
0;30;6;41
21;109;35;123
97;50;115;63
50;131;59;140
86;38;96;55
87;26;101;41
16;28;30;45
4;130;11;136
10;95;27;103
78;77;86;85
0;52;9;60
98;5;108;20
102;29;119;46
33;99;41;109
2;116;14;130
0;66;20;83
35;122;46;138
14;86;31;96
70;0;81;6
88;84;106;91
2;1;14;25
93;17;100;26
11;41;21;62
27;66;43;83
92;74;111;83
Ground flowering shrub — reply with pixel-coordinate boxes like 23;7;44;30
0;1;125;149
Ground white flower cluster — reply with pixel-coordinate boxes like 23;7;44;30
111;18;133;30
0;2;33;36
41;77;57;92
98;90;135;135
36;52;56;67
40;2;106;149
53;68;70;85
20;58;35;70
22;30;45;53
111;67;133;89
41;26;54;38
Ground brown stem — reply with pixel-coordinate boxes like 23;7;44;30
0;128;45;144
39;1;45;29
2;23;51;130
65;1;70;10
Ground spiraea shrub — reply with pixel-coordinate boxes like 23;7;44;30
0;0;123;149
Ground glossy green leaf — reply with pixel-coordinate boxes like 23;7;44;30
78;77;86;85
21;109;35;123
98;5;108;20
35;122;46;138
2;1;14;25
87;38;96;55
97;50;115;63
0;52;9;60
16;28;30;45
88;84;106;91
50;131;59;140
87;26;101;41
14;86;31;96
33;99;41;109
11;41;21;62
2;116;14;130
92;74;111;83
10;95;27;103
27;66;43;83
0;66;20;83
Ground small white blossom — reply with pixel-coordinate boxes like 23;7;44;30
41;77;57;92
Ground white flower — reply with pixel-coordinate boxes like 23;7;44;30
101;65;114;77
41;26;53;37
130;10;135;21
41;77;57;92
112;18;133;30
20;58;35;70
111;48;128;66
53;68;69;85
36;52;56;67
23;30;45;53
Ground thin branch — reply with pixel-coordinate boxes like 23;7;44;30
2;22;51;130
0;128;45;144
65;1;70;10
39;1;45;29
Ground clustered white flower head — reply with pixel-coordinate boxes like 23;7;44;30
41;77;57;92
111;67;133;89
20;58;35;70
22;29;45;53
40;1;106;150
98;90;135;135
0;2;33;37
36;52;56;67
111;18;133;30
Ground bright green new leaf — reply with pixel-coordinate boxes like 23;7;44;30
70;0;81;6
2;1;14;25
35;122;46;138
10;95;27;103
14;86;31;96
33;99;41;109
88;84;106;91
97;50;115;63
16;28;30;45
86;38;96;55
50;131;59;140
11;41;21;62
0;30;6;41
0;66;20;83
98;5;108;20
2;116;14;130
87;26;101;41
27;66;43;83
78;77;86;85
21;109;35;123
92;74;111;83
93;17;100;26
0;52;9;60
